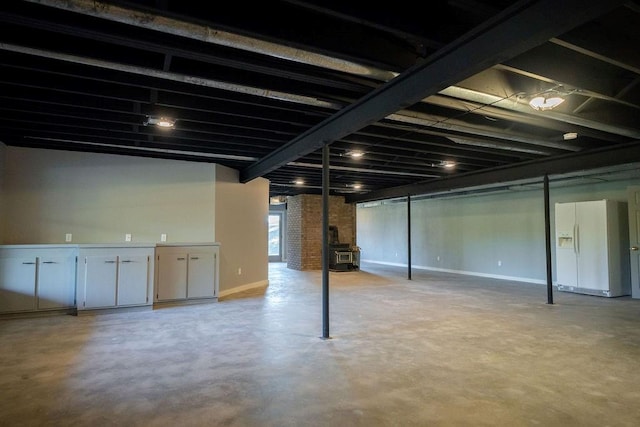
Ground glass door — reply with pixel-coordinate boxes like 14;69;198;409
268;213;283;262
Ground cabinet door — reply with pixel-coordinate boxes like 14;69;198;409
38;254;76;310
576;201;609;291
0;256;37;312
83;256;117;308
156;253;188;301
187;252;217;298
555;202;578;288
117;255;149;306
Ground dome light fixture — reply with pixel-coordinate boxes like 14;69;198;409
528;94;565;111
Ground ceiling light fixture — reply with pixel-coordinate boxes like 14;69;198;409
293;179;305;185
528;93;565;111
440;160;456;169
430;160;456;169
144;115;176;129
345;150;365;158
563;132;578;140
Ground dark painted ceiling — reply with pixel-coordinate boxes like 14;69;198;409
1;0;639;202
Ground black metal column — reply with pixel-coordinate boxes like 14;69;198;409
407;195;412;280
544;174;554;304
321;144;331;339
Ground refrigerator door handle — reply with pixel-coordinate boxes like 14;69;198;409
574;224;579;254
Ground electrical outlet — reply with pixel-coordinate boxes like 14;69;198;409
125;233;132;242
161;233;167;242
498;260;502;267
65;233;72;242
238;267;242;275
437;256;440;261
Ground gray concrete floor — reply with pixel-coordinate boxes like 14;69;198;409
1;261;640;426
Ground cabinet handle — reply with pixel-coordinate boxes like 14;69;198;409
22;262;36;265
42;261;58;264
104;260;117;264
120;260;133;263
190;257;199;260
177;257;186;261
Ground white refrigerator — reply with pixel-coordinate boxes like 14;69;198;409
555;200;630;297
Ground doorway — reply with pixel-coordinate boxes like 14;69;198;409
268;212;284;262
628;185;640;298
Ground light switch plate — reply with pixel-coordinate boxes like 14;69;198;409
161;233;167;242
125;233;132;242
65;233;72;242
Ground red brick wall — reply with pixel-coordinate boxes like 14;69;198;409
286;194;356;270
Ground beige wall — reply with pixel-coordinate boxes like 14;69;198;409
1;146;270;296
214;164;269;294
2;147;215;244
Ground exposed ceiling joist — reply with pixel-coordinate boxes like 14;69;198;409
346;140;640;203
1;0;638;199
239;0;627;183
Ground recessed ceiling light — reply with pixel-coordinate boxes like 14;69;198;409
352;183;362;189
440;160;456;169
293;179;305;185
144;116;176;129
346;150;365;158
563;132;578;140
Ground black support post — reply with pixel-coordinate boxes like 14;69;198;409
321;144;331;339
407;195;412;280
544;174;554;304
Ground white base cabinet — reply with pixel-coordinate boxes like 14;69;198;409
1;243;219;315
155;244;220;303
77;245;155;311
0;246;77;314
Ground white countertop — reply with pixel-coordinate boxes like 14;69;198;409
0;244;78;249
155;242;220;247
0;242;220;249
77;243;157;248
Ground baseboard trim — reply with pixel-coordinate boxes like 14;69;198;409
0;308;76;320
219;280;269;298
76;305;153;316
362;259;546;285
153;298;218;309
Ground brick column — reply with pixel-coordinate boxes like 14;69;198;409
286;194;355;270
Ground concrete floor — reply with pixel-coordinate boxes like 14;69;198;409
1;261;640;426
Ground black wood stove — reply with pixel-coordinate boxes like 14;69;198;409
327;225;360;271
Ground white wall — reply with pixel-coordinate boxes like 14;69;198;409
215;164;269;294
357;178;640;284
2;147;215;244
